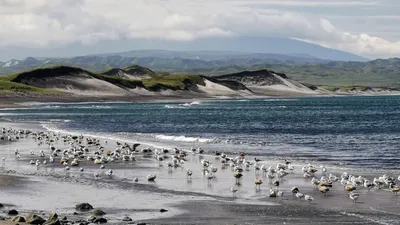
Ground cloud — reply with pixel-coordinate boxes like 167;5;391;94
0;0;399;58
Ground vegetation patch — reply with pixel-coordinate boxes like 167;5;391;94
142;74;205;91
0;80;60;95
91;74;145;89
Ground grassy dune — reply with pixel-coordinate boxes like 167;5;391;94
142;74;205;90
0;80;60;95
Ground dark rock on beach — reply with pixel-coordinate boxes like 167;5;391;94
91;208;106;216
7;209;19;216
44;212;61;225
0;203;4;208
88;216;107;224
26;214;46;224
9;216;26;223
122;216;132;222
159;208;168;213
93;217;107;223
75;203;93;212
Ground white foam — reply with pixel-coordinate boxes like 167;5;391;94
165;101;202;109
40;123;167;149
154;134;214;143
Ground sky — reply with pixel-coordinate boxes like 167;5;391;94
0;0;400;60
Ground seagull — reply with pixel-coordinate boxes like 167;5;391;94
186;169;193;179
305;195;314;203
319;185;330;196
79;167;84;173
291;187;299;195
65;166;70;171
106;169;113;176
255;177;263;190
134;177;139;182
345;184;357;192
147;174;156;182
273;180;280;190
269;188;277;197
296;192;305;200
100;164;105;169
349;192;359;203
230;186;238;193
277;190;284;199
390;184;400;195
94;172;100;179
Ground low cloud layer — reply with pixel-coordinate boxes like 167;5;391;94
1;0;400;58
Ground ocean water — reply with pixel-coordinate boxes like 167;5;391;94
1;96;400;170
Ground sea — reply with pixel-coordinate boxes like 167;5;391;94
1;95;400;171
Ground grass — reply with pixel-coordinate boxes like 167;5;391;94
142;74;204;90
91;74;145;89
124;65;157;76
0;80;60;95
10;66;94;83
318;85;389;92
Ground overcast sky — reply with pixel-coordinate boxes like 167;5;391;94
1;0;400;59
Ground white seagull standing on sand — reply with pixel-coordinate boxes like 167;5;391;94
349;192;359;203
186;169;193;179
305;195;313;203
296;192;305;201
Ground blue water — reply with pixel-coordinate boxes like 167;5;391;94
1;96;400;170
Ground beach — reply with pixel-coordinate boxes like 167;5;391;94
0;120;399;225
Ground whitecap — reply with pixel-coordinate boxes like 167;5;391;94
154;134;214;143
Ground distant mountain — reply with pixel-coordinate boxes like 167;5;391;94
93;50;327;62
0;37;368;62
90;37;367;62
0;54;329;75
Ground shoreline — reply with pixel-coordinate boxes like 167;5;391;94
1;91;400;109
0;122;399;224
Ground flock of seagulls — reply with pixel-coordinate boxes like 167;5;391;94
1;127;400;205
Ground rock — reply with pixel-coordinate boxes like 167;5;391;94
9;216;26;223
87;216;96;222
159;208;168;213
44;212;61;225
136;222;147;225
93;217;107;224
0;203;4;208
75;203;93;212
88;216;107;224
73;220;88;225
73;212;78;215
26;214;46;224
92;208;106;216
8;209;19;216
122;216;132;222
0;216;5;220
61;216;67;221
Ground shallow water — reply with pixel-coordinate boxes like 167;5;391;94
1;96;400;170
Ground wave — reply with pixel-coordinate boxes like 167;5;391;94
40;123;167;149
165;101;201;109
263;98;300;102
154;134;214;143
43;105;113;109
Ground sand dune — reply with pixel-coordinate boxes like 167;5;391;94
197;79;253;97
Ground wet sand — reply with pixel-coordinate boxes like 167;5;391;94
0;122;399;224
